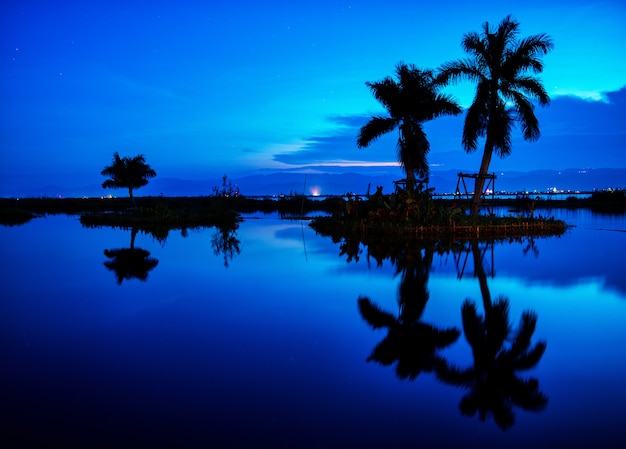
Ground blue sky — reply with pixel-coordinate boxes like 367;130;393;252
1;0;625;194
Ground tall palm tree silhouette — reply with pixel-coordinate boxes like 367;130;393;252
440;15;553;215
437;241;547;429
103;227;159;284
357;63;461;188
358;246;460;380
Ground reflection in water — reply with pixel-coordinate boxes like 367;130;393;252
437;241;548;430
211;221;241;268
358;246;460;380
103;227;158;284
85;218;242;281
343;235;548;430
437;296;548;430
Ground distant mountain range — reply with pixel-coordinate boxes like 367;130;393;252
3;168;625;198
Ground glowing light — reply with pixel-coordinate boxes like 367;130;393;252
309;186;321;196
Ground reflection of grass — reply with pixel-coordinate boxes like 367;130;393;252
312;214;566;240
589;190;626;213
0;196;342;217
0;208;37;226
80;207;240;229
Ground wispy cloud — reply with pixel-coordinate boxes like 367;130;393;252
273;87;626;172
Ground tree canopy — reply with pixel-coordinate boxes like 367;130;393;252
440;15;553;214
357;63;461;186
101;152;157;205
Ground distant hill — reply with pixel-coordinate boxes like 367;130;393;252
2;168;624;198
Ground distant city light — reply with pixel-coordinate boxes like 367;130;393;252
309;186;321;196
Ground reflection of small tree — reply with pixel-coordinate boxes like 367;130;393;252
103;227;159;284
211;221;241;268
358;247;460;380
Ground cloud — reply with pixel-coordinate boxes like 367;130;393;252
272;115;399;166
273;87;626;172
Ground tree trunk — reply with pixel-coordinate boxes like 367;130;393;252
129;187;135;207
405;169;416;192
471;241;492;313
129;227;137;249
470;141;494;216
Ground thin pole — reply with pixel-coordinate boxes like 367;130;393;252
300;174;307;217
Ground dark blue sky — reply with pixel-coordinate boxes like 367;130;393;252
1;0;625;195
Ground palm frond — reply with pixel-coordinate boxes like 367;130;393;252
357;116;397;148
461;101;484;152
461;299;483;347
486;297;511;352
367;333;399;366
487;104;514;157
510;76;551;106
515;341;547;370
509;376;549;411
357;296;397;329
509;310;538;356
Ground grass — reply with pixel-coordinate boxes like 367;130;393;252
3;189;623;240
309;188;569;242
0;207;38;226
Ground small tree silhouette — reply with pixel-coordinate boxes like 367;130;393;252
101;152;157;206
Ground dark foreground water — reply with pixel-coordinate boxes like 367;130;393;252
1;209;625;448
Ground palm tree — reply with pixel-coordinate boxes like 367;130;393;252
358;246;460;380
440;15;553;215
437;297;548;430
436;240;547;429
357;63;461;188
103;228;159;284
101;152;157;206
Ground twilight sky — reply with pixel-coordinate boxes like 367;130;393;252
1;0;625;195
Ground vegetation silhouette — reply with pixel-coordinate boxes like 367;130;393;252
210;220;241;268
358;244;460;380
85;212;241;272
101;152;157;207
0;206;37;226
311;184;566;245
357;63;461;188
327;225;548;430
103;227;159;285
440;15;553;215
436;241;548;430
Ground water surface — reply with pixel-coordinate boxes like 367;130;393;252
1;209;625;448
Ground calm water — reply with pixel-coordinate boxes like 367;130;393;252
1;209;625;448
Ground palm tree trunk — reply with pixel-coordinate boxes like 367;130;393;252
406;169;416;191
129;187;135;207
129;227;138;249
470;141;494;216
471;241;492;312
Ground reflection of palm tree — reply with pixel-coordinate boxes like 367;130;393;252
438;298;547;430
438;241;547;429
358;247;460;380
103;228;158;284
211;222;241;268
